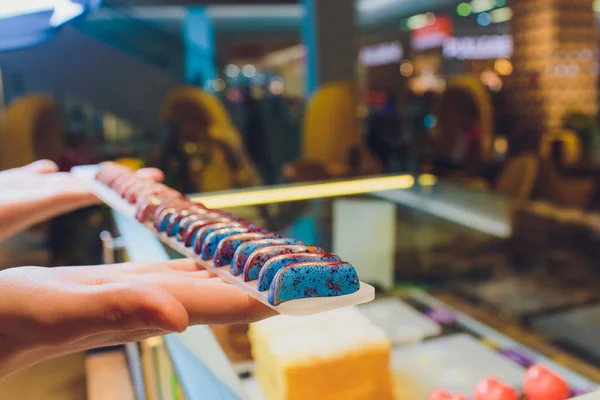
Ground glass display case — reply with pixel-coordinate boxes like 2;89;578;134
109;175;600;400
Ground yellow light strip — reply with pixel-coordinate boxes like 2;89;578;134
191;175;417;208
418;173;438;186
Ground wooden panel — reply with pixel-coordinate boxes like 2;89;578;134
86;350;136;400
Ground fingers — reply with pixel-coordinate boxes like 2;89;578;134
124;275;277;325
112;259;210;275
182;281;277;325
134;168;164;182
55;281;189;341
114;261;276;324
23;160;59;174
66;328;171;350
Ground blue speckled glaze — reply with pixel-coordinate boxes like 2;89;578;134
230;238;303;276
243;245;325;282
174;214;203;240
268;261;360;306
213;233;280;267
175;212;227;241
155;207;183;232
185;217;238;247
257;252;341;291
193;222;249;254
157;212;175;232
166;210;201;237
201;228;265;260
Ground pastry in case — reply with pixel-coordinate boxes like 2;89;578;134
248;307;394;400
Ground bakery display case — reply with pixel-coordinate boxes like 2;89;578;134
107;173;600;400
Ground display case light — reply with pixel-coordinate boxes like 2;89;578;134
192;175;419;208
0;0;55;20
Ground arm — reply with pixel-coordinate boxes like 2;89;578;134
0;259;276;378
0;160;162;243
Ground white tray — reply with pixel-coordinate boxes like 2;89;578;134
72;165;375;316
358;298;442;345
392;333;525;399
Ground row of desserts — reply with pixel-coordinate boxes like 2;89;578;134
431;365;571;400
95;162;360;306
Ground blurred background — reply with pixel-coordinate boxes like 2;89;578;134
3;1;600;399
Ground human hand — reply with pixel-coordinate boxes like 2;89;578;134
0;160;163;242
0;259;276;378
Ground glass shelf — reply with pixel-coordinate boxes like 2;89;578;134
111;176;600;399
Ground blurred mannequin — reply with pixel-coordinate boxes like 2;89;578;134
283;82;381;183
0;95;62;170
433;87;482;176
159;87;260;193
366;92;404;172
242;86;275;184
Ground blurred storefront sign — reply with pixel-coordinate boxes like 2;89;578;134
443;35;513;60
411;15;453;51
359;41;403;67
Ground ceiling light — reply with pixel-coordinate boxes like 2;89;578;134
477;12;492;26
242;64;257;78
491;7;512;23
0;0;55;19
494;59;513;76
407;14;429;30
399;60;414;77
457;2;472;17
224;64;240;78
471;0;495;13
357;0;399;13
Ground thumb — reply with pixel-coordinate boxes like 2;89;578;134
23;160;59;174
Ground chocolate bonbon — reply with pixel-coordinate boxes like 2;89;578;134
213;233;281;267
268;261;360;306
231;238;303;276
257;252;341;291
200;227;266;260
243;245;325;282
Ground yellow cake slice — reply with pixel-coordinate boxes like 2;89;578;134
248;307;394;400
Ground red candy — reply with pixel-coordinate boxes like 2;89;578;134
524;364;570;400
474;377;519;400
428;390;468;400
